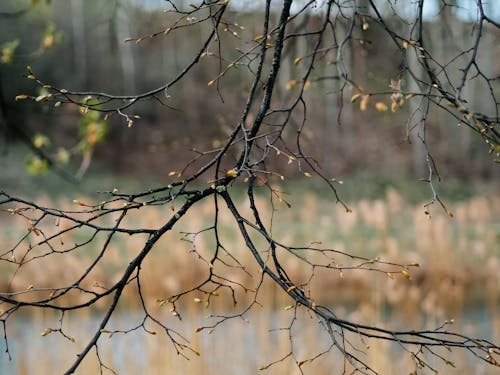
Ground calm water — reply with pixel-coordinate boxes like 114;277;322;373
0;306;497;374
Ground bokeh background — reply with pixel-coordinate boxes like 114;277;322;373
0;1;499;374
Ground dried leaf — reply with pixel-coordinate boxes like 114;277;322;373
286;79;298;90
351;93;362;103
360;95;369;111
375;102;388;112
41;328;53;336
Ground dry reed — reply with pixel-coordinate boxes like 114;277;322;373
0;187;498;374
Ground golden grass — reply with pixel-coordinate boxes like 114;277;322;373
0;187;498;309
0;187;498;373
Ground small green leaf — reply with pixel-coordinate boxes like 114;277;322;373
32;133;51;149
1;39;20;64
26;155;49;175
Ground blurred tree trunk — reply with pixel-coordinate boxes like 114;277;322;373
70;0;88;88
114;4;136;94
407;37;427;176
321;8;356;175
434;1;472;160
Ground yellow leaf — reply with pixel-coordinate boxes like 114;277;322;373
360;95;369;111
375;102;388;112
350;93;362;103
391;101;398;112
33;133;50;148
35;94;51;102
42;35;54;49
293;57;302;65
41;328;52;336
56;148;69;164
15;95;29;101
286;80;298;90
226;168;238;178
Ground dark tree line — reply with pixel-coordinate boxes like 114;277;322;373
1;0;498;179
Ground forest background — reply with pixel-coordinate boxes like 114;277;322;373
1;0;499;184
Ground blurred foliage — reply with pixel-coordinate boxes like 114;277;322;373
0;0;498;181
78;109;108;151
0;39;19;64
25;154;49;174
40;22;63;51
32;132;50;148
